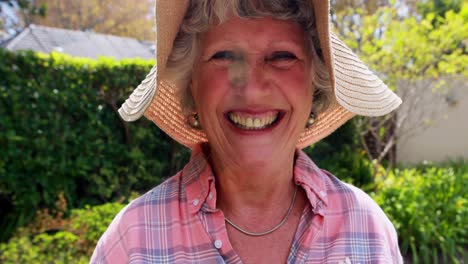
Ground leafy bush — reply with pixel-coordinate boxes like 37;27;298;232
0;200;125;263
372;161;468;263
68;202;126;256
0;48;190;241
304;121;374;189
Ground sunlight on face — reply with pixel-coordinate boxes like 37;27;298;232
191;16;314;166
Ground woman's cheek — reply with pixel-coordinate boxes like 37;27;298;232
192;68;229;111
273;70;311;95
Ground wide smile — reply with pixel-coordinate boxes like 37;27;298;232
225;110;283;131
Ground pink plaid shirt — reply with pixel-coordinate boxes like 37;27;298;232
91;145;403;263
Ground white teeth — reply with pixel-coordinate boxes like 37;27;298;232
228;113;278;130
246;117;253;127
233;115;238;124
254;118;261;127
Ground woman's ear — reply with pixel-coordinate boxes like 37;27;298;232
183;81;196;114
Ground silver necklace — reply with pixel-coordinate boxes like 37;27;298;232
224;185;298;237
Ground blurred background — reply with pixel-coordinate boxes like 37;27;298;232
0;0;466;263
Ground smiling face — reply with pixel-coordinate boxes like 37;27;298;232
191;16;314;166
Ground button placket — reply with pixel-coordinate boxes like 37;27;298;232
214;239;223;249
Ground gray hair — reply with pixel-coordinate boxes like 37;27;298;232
164;0;332;115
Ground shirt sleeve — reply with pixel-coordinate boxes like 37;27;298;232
346;183;404;263
90;204;132;264
385;214;404;264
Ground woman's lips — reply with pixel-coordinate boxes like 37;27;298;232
225;110;283;130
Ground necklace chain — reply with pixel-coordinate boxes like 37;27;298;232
224;184;298;237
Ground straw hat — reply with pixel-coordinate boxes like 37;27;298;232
118;0;402;149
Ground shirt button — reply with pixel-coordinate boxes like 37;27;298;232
192;199;199;206
319;191;327;197
214;239;222;249
208;193;213;200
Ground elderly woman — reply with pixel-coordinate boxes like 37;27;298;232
92;0;403;263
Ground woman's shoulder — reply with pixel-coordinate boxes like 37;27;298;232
116;169;187;225
323;171;400;242
90;171;187;263
321;169;392;222
129;171;185;208
315;170;403;262
295;151;393;226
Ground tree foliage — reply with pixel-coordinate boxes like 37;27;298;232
28;0;154;40
1;0;154;40
0;0;45;36
332;0;391;15
339;5;468;86
332;2;468;171
416;0;464;19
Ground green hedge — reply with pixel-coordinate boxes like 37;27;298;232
372;162;468;263
0;49;190;241
304;121;374;189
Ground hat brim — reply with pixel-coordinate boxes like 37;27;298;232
118;0;401;149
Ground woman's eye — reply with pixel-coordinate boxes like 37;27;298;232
269;51;297;61
266;51;298;68
211;51;237;61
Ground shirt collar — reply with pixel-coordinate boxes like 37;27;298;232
184;144;329;216
293;149;329;215
184;144;217;214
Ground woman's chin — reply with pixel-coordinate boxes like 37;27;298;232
224;130;286;155
229;148;274;167
223;141;288;165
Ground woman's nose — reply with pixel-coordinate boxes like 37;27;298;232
228;56;270;98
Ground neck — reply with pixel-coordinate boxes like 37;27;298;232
206;145;297;215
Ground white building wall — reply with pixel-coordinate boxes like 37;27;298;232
397;78;468;164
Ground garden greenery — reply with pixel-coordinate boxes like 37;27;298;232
0;200;125;264
373;162;467;263
0;163;466;263
0;49;190;241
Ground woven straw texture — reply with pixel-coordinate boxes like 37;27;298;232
118;0;402;149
